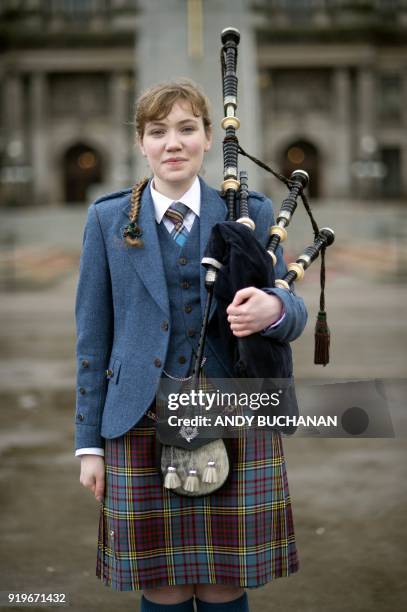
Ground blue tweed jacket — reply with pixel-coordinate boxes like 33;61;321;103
74;177;307;450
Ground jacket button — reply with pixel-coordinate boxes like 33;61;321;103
187;329;195;337
179;257;187;265
154;358;162;368
77;413;85;422
161;321;169;331
106;369;113;378
79;387;86;395
181;280;190;289
81;359;89;368
184;304;192;313
178;356;186;364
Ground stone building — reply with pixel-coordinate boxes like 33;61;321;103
0;0;406;206
0;0;137;207
253;0;407;201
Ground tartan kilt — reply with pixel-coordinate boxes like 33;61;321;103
96;414;299;591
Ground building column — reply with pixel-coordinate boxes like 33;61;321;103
1;73;29;206
110;71;131;189
357;67;375;141
30;72;48;205
356;66;377;199
331;67;352;198
135;0;261;189
401;67;407;198
5;73;25;161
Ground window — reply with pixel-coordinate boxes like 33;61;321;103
378;74;401;123
380;147;401;199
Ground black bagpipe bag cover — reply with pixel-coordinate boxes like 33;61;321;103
205;222;299;433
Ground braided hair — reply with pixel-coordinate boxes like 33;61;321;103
123;177;149;248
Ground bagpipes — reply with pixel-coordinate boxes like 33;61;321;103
198;26;335;385
155;27;335;497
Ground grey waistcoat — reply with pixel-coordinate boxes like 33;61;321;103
157;217;202;378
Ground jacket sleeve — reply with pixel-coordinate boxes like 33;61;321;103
74;203;113;450
252;194;308;343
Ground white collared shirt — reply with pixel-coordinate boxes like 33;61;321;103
150;176;200;232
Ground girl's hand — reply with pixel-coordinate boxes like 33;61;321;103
79;455;105;503
226;287;283;337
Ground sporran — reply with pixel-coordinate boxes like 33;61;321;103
152;371;232;497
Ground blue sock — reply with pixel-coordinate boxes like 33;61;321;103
140;594;195;612
195;592;249;611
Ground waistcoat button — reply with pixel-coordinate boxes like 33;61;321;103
187;329;195;337
179;257;187;265
77;413;84;422
154;358;162;367
106;369;113;378
161;321;169;331
184;304;192;313
181;281;190;289
81;359;89;368
79;387;86;395
178;356;186;364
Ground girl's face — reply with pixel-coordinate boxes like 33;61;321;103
139;100;212;197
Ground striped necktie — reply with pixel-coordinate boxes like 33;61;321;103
164;201;190;247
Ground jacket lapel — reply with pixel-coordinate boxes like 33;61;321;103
121;182;169;317
120;178;227;320
199;178;228;320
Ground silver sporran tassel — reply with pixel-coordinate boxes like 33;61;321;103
164;447;181;489
164;465;182;489
183;469;200;492
202;460;218;484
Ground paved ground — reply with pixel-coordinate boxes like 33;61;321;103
0;203;406;612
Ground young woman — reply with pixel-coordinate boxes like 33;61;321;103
75;80;307;612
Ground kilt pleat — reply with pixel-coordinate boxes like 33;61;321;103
96;418;299;591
